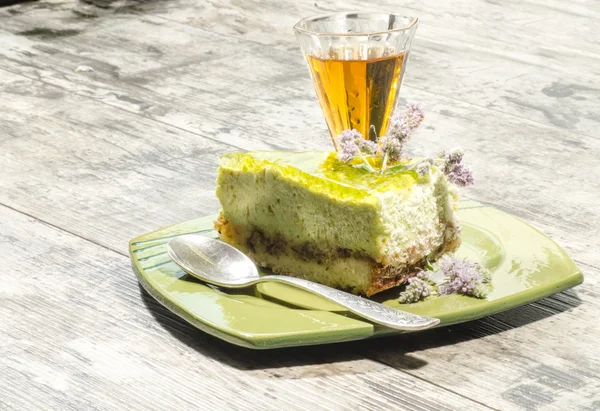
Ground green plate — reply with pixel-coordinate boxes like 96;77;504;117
129;200;583;349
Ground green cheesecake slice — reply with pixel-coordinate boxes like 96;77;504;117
215;151;460;296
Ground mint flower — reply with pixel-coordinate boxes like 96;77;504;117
398;255;493;303
337;129;377;161
438;256;491;298
415;159;433;177
338;129;362;145
336;129;377;171
379;103;425;171
387;116;411;144
438;149;474;187
388;103;424;142
398;271;436;304
360;139;377;155
377;135;403;161
445;149;464;164
400;103;425;133
337;129;361;162
336;103;429;175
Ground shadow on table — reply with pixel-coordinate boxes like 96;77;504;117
139;284;581;378
0;0;37;7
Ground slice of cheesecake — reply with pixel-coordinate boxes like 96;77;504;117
214;151;461;296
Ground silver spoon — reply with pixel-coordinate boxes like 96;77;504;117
167;234;440;331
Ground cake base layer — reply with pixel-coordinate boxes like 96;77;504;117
215;214;448;296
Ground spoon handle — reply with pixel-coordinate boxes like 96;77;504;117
259;275;440;331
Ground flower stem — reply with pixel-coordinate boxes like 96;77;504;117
359;155;376;172
380;150;389;174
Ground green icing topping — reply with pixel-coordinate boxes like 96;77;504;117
219;151;425;199
319;153;422;192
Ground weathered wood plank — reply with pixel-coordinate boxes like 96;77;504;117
0;69;235;249
0;204;490;411
0;20;329;151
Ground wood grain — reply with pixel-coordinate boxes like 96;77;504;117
1;0;599;409
0;69;233;249
362;279;600;410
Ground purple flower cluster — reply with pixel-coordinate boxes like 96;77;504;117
378;135;403;160
438;256;491;298
415;159;433;177
399;103;425;134
386;117;411;145
383;103;425;161
399;255;492;303
336;103;425;166
398;271;435;304
337;129;377;162
438;149;474;187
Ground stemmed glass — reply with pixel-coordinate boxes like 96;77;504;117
294;12;418;149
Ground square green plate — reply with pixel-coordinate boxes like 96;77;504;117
129;200;583;349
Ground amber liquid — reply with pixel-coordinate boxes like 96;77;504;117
307;52;405;144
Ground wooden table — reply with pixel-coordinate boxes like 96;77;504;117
1;0;599;409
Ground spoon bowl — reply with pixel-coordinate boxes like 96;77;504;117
168;234;259;287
